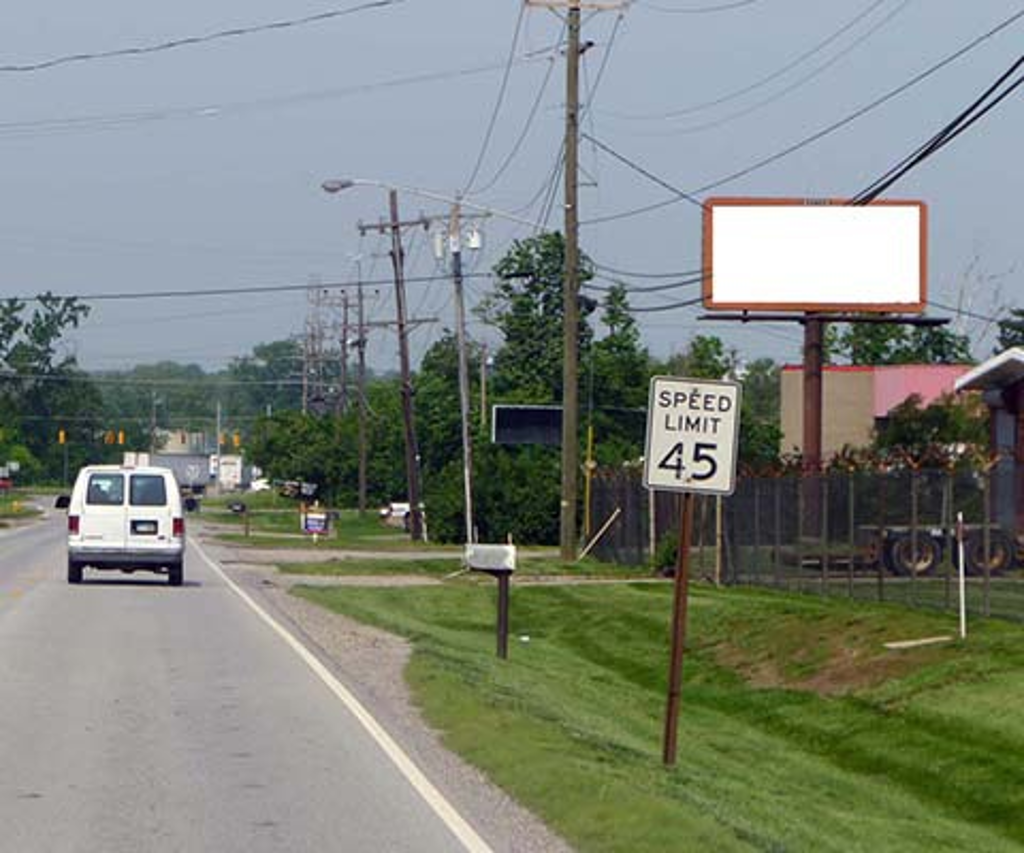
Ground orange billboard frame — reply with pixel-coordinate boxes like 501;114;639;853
702;197;927;314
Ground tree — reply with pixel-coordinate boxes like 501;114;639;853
0;293;98;481
737;358;782;466
874;392;988;456
997;307;1024;351
478;232;595;402
826;320;972;365
662;335;735;379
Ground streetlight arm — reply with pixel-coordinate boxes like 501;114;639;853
321;177;545;230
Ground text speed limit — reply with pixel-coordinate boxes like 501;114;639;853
643;376;742;495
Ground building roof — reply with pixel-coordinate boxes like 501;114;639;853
954;348;1024;393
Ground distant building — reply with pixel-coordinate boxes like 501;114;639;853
780;364;972;456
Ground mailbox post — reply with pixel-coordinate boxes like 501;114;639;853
466;544;517;659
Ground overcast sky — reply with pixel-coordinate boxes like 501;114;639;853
1;0;1021;374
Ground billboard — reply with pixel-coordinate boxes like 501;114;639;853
703;198;926;313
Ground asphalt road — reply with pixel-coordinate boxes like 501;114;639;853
0;514;489;853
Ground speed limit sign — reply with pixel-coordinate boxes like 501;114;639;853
643;376;742;495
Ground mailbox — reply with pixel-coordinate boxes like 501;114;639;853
465;543;517;660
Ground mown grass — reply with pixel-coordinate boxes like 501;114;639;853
277;555;651;579
296;581;1024;852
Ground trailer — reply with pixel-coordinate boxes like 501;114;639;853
861;523;1016;577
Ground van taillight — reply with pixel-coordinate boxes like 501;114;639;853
173;518;185;538
68;515;80;535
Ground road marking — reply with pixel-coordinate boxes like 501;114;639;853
191;539;493;853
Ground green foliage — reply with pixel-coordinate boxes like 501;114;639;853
996;307;1024;352
479;232;595;402
661;334;736;379
738;358;781;465
0;293;101;481
826;321;973;366
874;392;989;455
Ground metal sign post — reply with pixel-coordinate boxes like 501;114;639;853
644;376;742;767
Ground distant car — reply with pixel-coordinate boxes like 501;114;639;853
0;477;12;492
61;464;186;586
379;501;411;530
249;478;271;492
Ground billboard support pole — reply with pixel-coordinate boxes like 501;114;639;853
803;315;825;537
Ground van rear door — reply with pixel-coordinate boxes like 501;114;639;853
125;473;173;553
80;472;127;545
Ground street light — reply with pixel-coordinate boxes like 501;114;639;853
322;178;580;552
323;178;507;545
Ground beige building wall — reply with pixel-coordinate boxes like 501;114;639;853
780;368;876;457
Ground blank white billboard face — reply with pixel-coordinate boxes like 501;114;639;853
703;199;926;312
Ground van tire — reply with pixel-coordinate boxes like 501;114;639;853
168;561;184;587
68;559;83;584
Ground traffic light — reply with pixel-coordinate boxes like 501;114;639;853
232;431;241;448
58;429;66;445
118;430;125;446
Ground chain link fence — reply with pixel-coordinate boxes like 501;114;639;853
589;464;1023;622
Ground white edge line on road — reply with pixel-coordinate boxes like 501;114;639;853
192;539;494;853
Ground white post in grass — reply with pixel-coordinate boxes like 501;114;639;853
957;511;967;639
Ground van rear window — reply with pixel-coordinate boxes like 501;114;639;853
130;475;167;507
86;474;124;506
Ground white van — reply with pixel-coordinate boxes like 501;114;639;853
61;465;186;586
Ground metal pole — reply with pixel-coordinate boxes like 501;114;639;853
663;491;695;767
388;189;425;541
559;0;582;560
802;316;824;538
450;200;475;544
957;511;967;638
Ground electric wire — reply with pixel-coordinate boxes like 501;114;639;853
0;1;403;74
852;53;1024;203
625;0;913;138
462;2;527;193
578;6;1024;225
4;272;491;305
637;0;760;13
610;0;893;121
473;22;565;195
591;261;702;278
0;55;557;142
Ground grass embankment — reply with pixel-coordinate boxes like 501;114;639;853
296;581;1024;852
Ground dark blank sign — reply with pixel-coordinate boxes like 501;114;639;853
491;405;562;446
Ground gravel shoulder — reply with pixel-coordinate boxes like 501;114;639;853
196;524;574;853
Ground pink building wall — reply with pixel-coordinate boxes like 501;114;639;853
872;365;971;418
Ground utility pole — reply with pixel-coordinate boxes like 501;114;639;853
560;0;582;560
529;0;625;558
450;199;475;544
356;276;368;517
339;291;350;414
388;190;425;541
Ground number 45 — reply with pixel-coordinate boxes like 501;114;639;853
658;441;718;482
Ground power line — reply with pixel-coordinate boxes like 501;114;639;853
0;55;558;141
609;0;894;121
591;261;702;279
6;272;492;304
462;2;527;193
623;0;912;138
0;1;403;74
578;7;1024;225
852;53;1024;203
581;132;704;209
629;296;703;312
473;33;562;195
587;273;703;293
637;0;760;14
